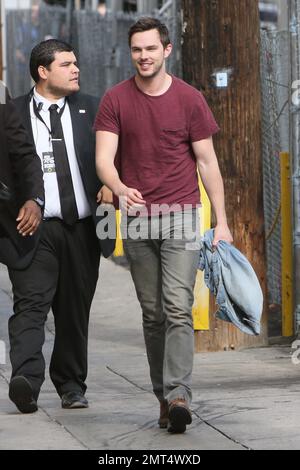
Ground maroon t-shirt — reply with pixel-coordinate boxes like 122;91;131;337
94;75;219;213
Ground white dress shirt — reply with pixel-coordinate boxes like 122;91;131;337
30;88;91;220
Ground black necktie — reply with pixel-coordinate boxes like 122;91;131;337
49;104;78;225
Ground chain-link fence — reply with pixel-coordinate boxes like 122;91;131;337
5;2;181;99
6;4;68;96
260;30;290;308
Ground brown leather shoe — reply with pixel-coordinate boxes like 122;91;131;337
168;398;192;434
158;399;169;428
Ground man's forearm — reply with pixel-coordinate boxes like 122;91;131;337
96;162;126;197
197;162;228;225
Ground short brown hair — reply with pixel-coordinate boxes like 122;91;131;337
128;17;171;48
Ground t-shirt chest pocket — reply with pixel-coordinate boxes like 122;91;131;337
160;127;187;150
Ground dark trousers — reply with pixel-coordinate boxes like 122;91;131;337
8;217;100;398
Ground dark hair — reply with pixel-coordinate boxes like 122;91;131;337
30;39;74;83
128;17;170;48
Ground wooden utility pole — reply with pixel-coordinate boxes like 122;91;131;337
182;0;268;351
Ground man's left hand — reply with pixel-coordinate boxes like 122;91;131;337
212;224;233;248
16;200;42;237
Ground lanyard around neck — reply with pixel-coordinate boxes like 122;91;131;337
32;97;67;139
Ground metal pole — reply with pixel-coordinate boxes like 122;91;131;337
290;0;300;333
106;0;123;13
137;0;158;14
159;0;172;16
278;0;289;30
1;0;6;85
105;0;121;89
65;0;72;44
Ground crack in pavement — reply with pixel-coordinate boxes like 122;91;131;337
106;365;152;394
107;419;161;446
0;288;87;449
0;369;89;450
41;406;90;450
1;332;253;449
0;369;9;384
0;287;13;302
193;409;252;450
106;366;250;449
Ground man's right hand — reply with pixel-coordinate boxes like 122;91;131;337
118;186;146;212
16;200;42;237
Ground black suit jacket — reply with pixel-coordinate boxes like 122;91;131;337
0;97;44;270
13;91;115;258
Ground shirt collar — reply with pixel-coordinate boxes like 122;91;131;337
33;88;66;112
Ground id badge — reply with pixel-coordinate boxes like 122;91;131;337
42;151;56;173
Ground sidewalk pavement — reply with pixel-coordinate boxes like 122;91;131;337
0;258;300;450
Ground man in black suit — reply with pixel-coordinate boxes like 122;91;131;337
8;39;115;413
0;91;44;269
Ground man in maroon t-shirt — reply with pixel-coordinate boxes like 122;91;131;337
95;17;233;434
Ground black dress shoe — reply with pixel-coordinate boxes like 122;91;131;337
9;376;38;414
61;391;88;409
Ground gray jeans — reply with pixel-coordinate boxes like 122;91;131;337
121;210;200;404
